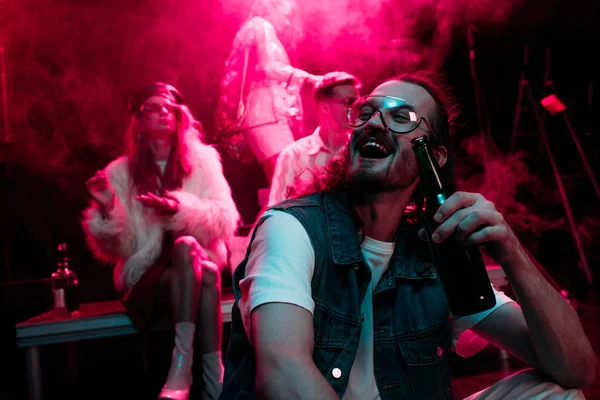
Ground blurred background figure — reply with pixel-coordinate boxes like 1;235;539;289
267;71;361;207
81;83;240;400
214;0;323;183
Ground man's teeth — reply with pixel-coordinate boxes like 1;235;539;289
362;141;390;155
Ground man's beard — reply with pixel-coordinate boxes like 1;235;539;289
344;148;418;196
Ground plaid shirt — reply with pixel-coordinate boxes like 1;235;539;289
267;127;337;207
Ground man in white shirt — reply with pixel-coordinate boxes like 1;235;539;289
267;71;361;207
220;72;596;400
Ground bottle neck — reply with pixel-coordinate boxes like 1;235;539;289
413;139;448;210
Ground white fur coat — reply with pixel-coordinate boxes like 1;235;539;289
81;137;241;293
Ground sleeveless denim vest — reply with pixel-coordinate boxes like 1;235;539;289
221;192;455;399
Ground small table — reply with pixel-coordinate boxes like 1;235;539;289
16;293;235;400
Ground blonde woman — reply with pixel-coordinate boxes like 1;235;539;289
81;83;240;400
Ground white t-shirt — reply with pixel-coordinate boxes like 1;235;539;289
239;210;515;400
156;159;167;175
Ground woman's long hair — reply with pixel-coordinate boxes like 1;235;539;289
124;105;201;196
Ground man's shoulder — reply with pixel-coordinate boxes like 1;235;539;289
280;135;315;156
243;16;275;35
271;193;327;211
232;17;274;47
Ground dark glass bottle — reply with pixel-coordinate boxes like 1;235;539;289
51;243;80;315
411;136;496;316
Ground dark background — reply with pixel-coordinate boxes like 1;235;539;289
0;0;599;398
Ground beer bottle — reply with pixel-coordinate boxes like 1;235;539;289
411;135;496;316
51;243;80;316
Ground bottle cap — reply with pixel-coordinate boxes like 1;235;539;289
411;135;428;144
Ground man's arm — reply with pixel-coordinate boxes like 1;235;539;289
252;303;340;400
472;246;597;388
239;210;339;399
251;17;319;87
433;191;597;388
267;147;298;207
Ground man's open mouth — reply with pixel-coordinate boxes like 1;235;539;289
358;137;393;159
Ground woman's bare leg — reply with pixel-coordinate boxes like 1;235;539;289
158;236;204;400
170;236;204;323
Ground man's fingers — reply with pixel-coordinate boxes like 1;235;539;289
434;191;483;223
417;228;428;242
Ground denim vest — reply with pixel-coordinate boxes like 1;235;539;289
221;192;454;399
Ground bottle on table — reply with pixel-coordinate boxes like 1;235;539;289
51;242;80;316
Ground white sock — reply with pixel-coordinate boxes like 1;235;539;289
202;351;224;400
174;322;196;355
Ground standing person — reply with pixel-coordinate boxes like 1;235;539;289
267;71;361;207
81;83;240;400
214;0;323;185
220;72;596;399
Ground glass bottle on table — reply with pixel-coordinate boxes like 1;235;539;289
411;135;496;316
51;242;80;316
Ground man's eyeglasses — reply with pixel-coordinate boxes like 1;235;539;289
140;102;177;114
347;95;436;138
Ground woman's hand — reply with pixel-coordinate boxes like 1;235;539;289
86;170;115;215
136;192;180;215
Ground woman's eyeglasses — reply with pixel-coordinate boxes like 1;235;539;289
140;102;177;115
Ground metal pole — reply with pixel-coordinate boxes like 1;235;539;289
510;46;529;155
543;48;551;85
0;43;11;281
561;115;600;203
25;346;43;400
0;44;10;143
525;85;593;285
467;24;493;145
543;48;600;203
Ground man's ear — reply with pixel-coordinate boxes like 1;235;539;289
433;145;447;167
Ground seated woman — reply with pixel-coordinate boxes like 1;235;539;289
81;82;240;400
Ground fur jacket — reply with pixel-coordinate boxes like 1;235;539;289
81;137;241;293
